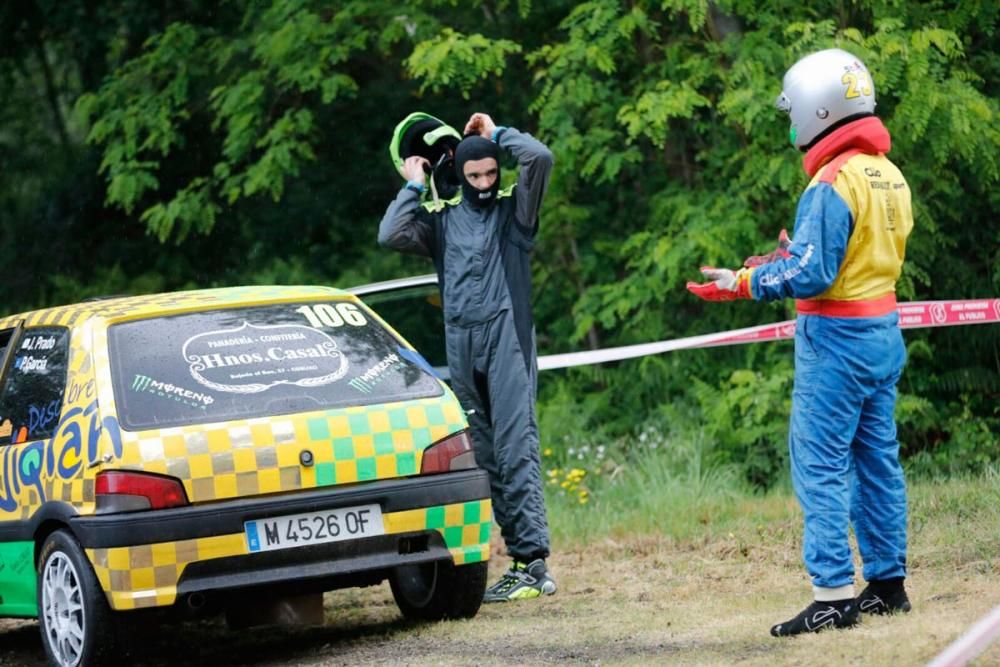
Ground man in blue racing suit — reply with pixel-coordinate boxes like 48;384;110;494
379;112;556;602
687;49;914;636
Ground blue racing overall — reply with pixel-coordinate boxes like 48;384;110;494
749;116;913;601
378;127;554;562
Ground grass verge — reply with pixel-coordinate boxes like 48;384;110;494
2;468;998;666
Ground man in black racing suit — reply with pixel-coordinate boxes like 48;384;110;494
379;112;556;602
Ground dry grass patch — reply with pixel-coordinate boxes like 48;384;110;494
2;475;998;666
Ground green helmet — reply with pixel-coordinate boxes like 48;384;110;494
390;112;463;202
390;111;461;173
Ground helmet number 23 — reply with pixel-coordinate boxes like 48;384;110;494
842;72;872;99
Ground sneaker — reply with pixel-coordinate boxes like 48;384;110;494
482;559;557;603
770;599;860;637
857;578;912;615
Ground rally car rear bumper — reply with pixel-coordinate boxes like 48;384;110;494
69;469;491;610
71;469;489;547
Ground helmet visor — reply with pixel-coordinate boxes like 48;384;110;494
775;92;792;114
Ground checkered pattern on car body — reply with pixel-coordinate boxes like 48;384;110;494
0;322;103;522
86;498;492;609
107;397;467;503
0;286;483;614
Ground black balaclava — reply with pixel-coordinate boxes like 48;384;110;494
454;136;500;208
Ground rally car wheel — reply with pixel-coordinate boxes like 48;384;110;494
37;530;119;667
390;559;487;621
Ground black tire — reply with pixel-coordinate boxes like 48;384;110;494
389;559;488;621
37;530;121;667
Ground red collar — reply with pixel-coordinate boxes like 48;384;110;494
802;117;892;177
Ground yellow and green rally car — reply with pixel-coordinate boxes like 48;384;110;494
0;285;491;666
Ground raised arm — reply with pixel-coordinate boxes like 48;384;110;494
464;113;554;236
502;128;554;236
377;155;436;257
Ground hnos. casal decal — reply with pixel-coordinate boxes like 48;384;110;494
183;321;349;394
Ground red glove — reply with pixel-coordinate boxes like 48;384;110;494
686;267;754;301
743;229;791;267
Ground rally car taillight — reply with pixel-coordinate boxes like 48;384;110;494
420;430;477;474
96;470;190;512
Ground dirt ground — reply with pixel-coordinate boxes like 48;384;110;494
3;532;999;667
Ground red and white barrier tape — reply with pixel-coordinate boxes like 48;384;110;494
538;298;1000;371
927;605;1000;667
539;299;1000;662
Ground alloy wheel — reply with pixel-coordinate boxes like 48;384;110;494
41;551;86;667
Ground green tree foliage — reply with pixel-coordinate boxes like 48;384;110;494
2;1;998;484
0;1;246;301
78;4;377;241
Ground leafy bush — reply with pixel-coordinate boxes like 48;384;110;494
4;1;996;481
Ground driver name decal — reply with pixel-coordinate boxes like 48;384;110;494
183;321;349;394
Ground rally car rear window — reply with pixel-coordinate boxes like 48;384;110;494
108;301;442;430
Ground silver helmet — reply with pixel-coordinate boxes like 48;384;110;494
775;48;876;149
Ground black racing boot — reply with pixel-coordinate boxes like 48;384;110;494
770;598;860;637
857;577;911;615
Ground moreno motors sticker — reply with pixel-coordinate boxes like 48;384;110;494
183;321;349;394
348;353;403;394
132;374;214;409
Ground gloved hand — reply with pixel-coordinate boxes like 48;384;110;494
686;267;754;301
743;229;791;267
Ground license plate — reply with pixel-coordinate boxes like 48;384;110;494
245;504;384;553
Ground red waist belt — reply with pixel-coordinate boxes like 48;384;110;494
795;293;897;318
